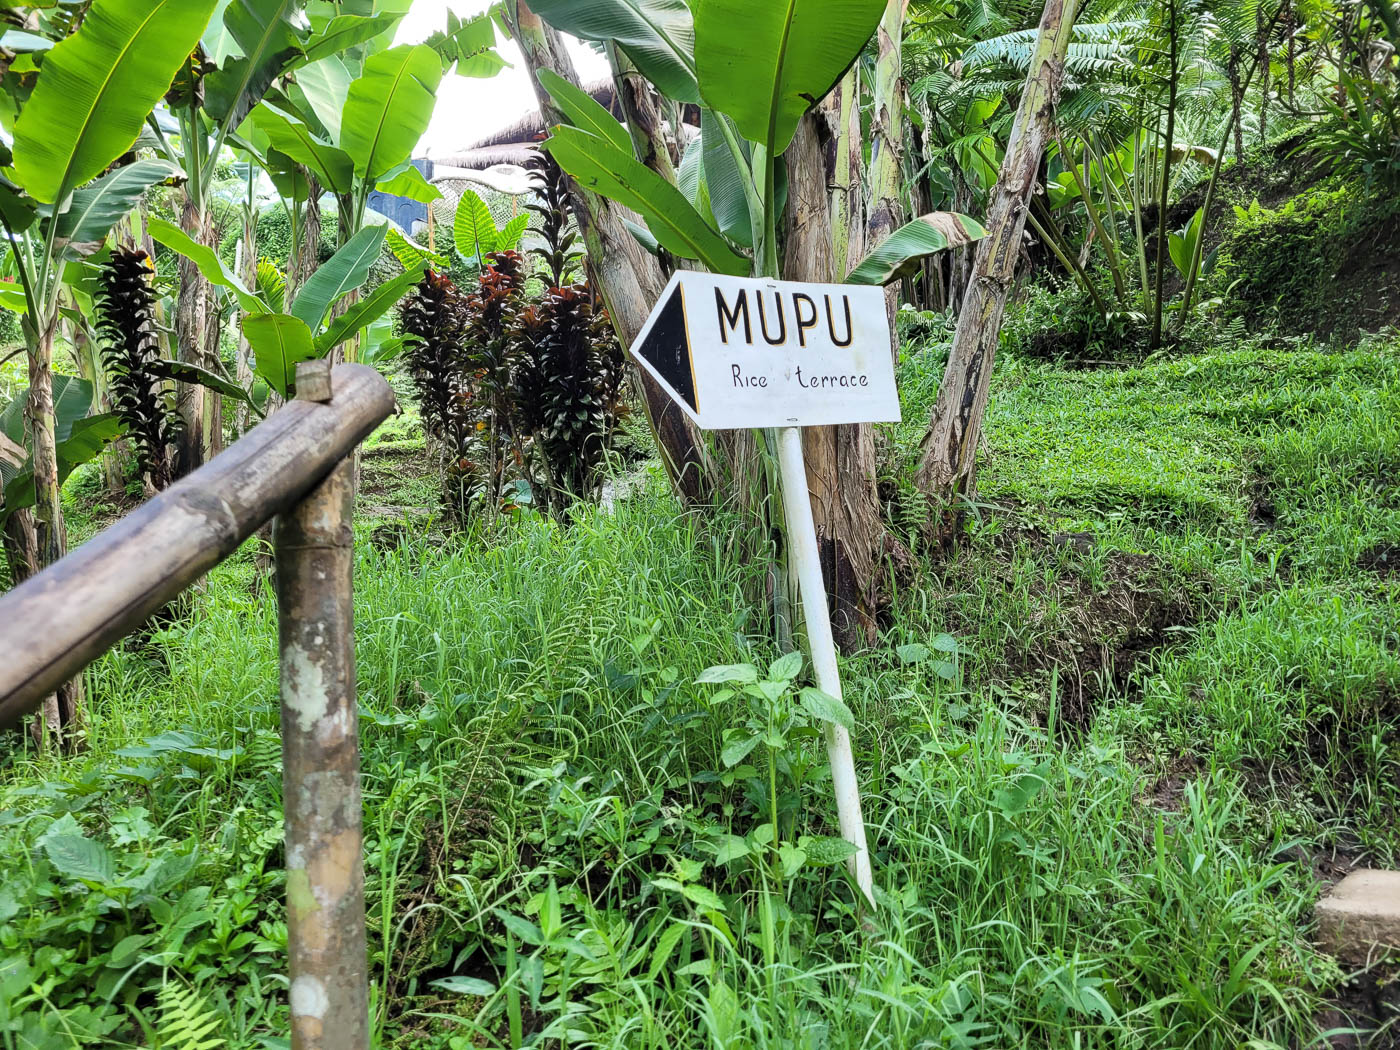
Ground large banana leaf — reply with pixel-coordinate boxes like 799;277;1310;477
377;163;442;204
53;159;182;253
243;313;317;397
0;413;125;525
544;125;748;276
537;69;632;154
425;10;505;77
315;265;422;354
148;216;267;315
386;227;446;271
248;103;354;193
12;0;219;204
293;55;352;142
204;0;303;131
289;223;388;328
339;45;443;182
692;0;883;156
526;0;698;103
700;111;785;249
845;212;987;285
453;189;498;262
299;13;401;65
0;375;98;445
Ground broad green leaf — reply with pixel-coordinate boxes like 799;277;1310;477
204;0;303;131
12;0;217;203
43;833;114;884
262;147;311;203
0;376;96;448
292;55;352;142
845;212;987;285
646;922;687;981
453;189;498;261
497;212;529;252
243;313;316;396
386;227;446;270
720;732;760;767
148;217;267;315
696;663;757;684
0;180;37;235
544;126;748;276
768;651;802;681
376;163;442;204
896;643;929;665
53;159;182;252
0;283;27;314
991;763;1050;817
777;843;806;877
537;68;632;154
713;834;750;863
693;0;883;156
932;633;959;653
425;10;504;77
798;687;854;731
256;258;288;312
431;976;496;997
526;0;698;103
248;103;354;194
290;223;388;328
682;883;725;913
340;44;443;181
492;909;543;946
148;360;252;403
699;111;786;249
797;834;858;865
298;14;401;65
315;264;422;353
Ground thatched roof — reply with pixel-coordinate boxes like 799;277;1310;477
434;145;541;169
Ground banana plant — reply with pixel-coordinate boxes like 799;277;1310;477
0;0;219;578
150;218;421;397
537;0;984;285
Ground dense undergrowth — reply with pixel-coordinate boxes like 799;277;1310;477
4;162;1400;1046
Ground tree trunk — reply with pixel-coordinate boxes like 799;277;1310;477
507;0;712;505
1150;0;1178;351
784;102;893;649
235;213;256;435
23;318;84;743
914;0;1078;518
174;192;211;477
608;47;680;183
866;0;908;357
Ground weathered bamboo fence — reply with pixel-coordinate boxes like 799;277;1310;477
0;361;393;1050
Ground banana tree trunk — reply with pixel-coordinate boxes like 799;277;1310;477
235;213;256;435
608;47;680;183
915;0;1078;520
866;0;908;358
23;316;85;743
784;102;894;649
507;0;712;504
174;191;212;477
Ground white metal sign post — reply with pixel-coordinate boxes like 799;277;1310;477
631;272;900;907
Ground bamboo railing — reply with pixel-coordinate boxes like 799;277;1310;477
0;360;395;1050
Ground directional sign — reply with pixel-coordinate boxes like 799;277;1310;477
629;272;901;430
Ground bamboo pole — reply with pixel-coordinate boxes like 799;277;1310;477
0;364;395;726
276;360;368;1050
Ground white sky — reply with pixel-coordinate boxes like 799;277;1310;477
393;0;611;159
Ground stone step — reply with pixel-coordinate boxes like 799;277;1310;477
1316;869;1400;963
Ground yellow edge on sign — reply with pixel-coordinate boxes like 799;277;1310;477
679;282;700;415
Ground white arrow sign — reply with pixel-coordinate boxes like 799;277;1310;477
630;272;900;430
631;271;898;910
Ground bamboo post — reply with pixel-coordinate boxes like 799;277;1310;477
776;425;876;908
275;360;369;1050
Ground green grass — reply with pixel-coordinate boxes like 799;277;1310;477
2;332;1397;1048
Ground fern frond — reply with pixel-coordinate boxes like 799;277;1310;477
156;983;226;1050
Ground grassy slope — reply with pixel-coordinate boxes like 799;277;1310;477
2;326;1397;1046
